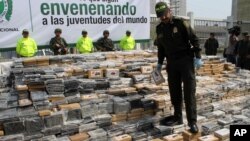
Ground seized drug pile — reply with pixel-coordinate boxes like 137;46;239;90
0;51;249;141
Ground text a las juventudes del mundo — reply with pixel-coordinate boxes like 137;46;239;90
40;0;148;26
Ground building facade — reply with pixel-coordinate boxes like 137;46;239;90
170;0;186;16
231;0;250;32
194;18;228;49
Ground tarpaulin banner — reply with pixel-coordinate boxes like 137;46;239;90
0;0;150;49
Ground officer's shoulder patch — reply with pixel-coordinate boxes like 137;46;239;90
183;21;190;28
173;16;183;20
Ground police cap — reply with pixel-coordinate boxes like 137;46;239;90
155;2;169;18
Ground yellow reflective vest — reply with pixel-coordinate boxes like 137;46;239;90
76;37;93;54
16;37;37;57
119;36;135;50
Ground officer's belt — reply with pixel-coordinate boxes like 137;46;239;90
166;50;192;60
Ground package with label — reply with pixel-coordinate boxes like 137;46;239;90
88;69;103;79
105;68;120;79
151;70;165;85
141;66;153;74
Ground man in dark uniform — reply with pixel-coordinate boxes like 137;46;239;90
50;28;68;55
155;2;202;133
95;30;115;51
204;33;219;56
235;32;250;69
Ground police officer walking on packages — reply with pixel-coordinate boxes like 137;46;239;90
155;2;202;133
204;33;219;56
50;28;68;55
96;30;115;52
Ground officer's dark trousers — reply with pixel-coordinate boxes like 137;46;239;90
227;54;236;64
236;56;246;69
245;58;250;70
167;55;197;124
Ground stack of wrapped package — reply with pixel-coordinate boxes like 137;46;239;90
0;51;249;141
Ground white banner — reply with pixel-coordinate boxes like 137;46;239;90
0;0;150;49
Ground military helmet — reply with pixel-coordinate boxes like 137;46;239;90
103;30;109;35
155;2;169;18
55;28;62;33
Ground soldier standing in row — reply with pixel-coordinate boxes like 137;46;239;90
96;30;115;52
50;28;68;55
155;2;202;133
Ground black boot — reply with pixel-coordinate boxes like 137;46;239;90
189;123;199;133
161;115;183;126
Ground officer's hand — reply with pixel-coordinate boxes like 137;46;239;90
156;64;162;72
194;58;203;69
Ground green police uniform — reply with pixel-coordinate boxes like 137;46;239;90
96;37;114;51
155;2;201;133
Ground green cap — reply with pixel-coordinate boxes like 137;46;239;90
155;2;169;18
55;28;62;33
